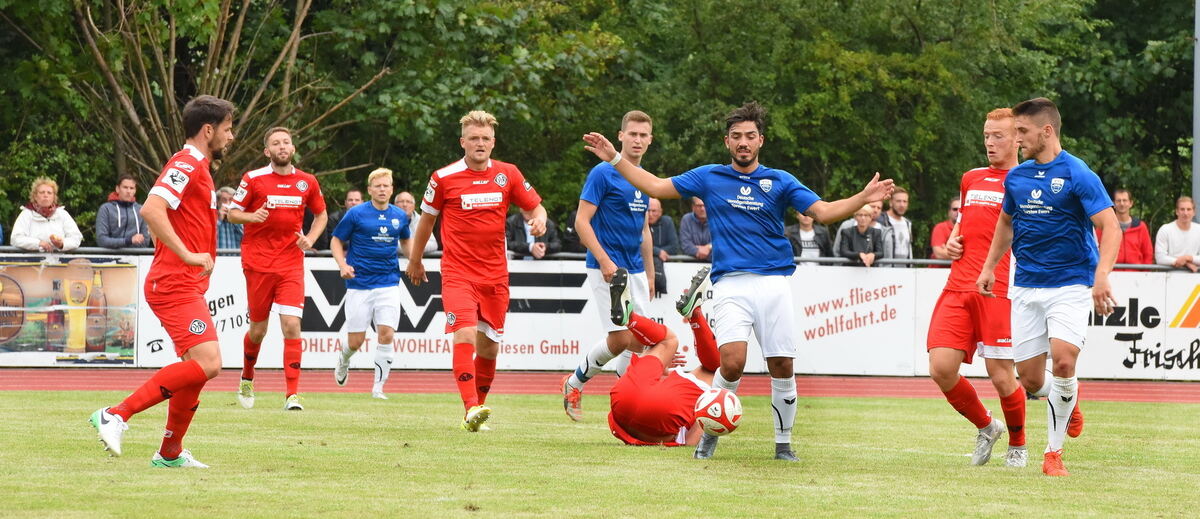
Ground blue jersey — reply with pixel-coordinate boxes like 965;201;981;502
1002;150;1111;288
671;164;821;282
580;162;648;273
331;202;411;290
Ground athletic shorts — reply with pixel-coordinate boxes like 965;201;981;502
608;355;707;446
244;269;305;322
587;269;650;333
712;273;796;358
926;290;1012;362
1009;284;1091;362
344;286;401;333
441;276;508;342
145;283;217;357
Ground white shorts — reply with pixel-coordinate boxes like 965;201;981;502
587;269;651;333
712;273;796;359
1009;284;1090;362
344;286;401;333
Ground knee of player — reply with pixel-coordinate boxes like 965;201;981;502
377;329;395;344
1050;359;1075;377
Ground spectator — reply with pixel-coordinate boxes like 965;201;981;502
506;212;561;259
833;200;891;257
310;189;364;250
785;208;833;261
11;177;82;252
1155;196;1200;272
876;186;912;265
0;222;4;245
679;197;712;261
1097;188;1153;268
647;197;681;293
560;208;587;253
394;191;437;256
96;174;150;249
216;186;244;249
838;204;884;267
930;196;961;260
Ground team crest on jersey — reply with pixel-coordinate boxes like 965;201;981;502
391;218;401;229
523;181;532;191
234;186;247;202
1050;178;1065;194
1031;189;1043;199
759;179;773;193
446;312;456;326
189;319;207;335
739;186;752;196
296;180;309;192
165;169;189;191
494;173;508;187
173;161;195;173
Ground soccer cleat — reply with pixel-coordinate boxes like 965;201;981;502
461;405;491;432
693;432;719;459
774;443;799;462
676;266;712;317
1042;449;1070;476
371;391;389;400
1067;403;1084;438
608;268;632;326
237;379;255;409
150;449;209;468
88;407;128;457
970;418;1006;466
1004;446;1028;467
478;424;492;432
334;351;351;387
284;394;304;411
561;375;583;422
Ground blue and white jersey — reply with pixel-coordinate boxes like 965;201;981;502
580;162;648;273
331;202;411;290
671;164;821;282
1002;150;1111;288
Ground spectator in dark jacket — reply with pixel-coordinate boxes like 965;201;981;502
507;212;561;259
785;209;832;260
838;204;883;267
96;174;150;248
647;198;680;293
679;197;711;261
1097;188;1153;268
560;209;587;253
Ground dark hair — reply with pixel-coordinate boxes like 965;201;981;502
115;173;137;187
1113;188;1131;199
725;101;766;133
182;95;235;138
1012;97;1061;136
263;126;292;148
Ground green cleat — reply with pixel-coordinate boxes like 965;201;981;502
150;449;210;468
608;268;632;326
676;266;712;317
237;379;255;409
89;407;127;457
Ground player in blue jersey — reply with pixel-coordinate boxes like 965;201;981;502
976;97;1120;477
331;168;412;399
561;110;658;421
583;102;894;461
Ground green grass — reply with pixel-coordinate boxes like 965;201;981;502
2;390;1197;518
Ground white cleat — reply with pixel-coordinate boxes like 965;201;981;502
970;418;1006;466
151;449;210;468
334;351;350;386
371;391;389;400
88;407;128;457
1004;445;1028;467
284;394;304;411
237;379;255;409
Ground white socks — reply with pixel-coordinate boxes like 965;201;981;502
339;345;355;363
568;340;619;390
1046;376;1077;452
1031;370;1053;397
771;376;798;444
712;368;741;393
373;342;395;393
612;349;634;378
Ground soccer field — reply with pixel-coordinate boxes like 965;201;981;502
3;391;1197;518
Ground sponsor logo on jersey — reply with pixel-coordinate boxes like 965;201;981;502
964;189;1004;206
983;177;1001;182
759;179;773;193
1031;189;1042;199
266;195;303;208
296;180;309;192
1035;170;1046;178
378;226;388;235
165;168;189;192
472;180;489;185
234;187;248;202
494;173;508;187
461;192;503;210
391;218;401;229
173;161;195;173
634;190;643;200
189;319;207;335
739;186;752;196
1050;178;1065;194
277;184;292;189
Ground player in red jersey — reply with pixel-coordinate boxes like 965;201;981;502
228;127;327;411
405;110;548;431
88;95;236;468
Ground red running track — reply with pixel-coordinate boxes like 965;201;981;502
0;369;1198;403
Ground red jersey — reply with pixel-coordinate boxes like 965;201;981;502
946;167;1011;296
229;165;326;273
421;158;542;284
145;144;217;294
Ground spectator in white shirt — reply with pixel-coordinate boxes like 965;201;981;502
1155;196;1200;272
11;177;83;252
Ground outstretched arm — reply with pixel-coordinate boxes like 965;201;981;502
804;173;895;224
582;132;680;199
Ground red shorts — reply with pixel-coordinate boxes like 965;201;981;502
608;355;704;446
244;269;305;322
145;285;217;356
927;290;1012;363
441;277;509;339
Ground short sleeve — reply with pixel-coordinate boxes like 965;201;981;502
420;174;444;215
148;157;201;210
332;208;355;242
306;177;327;214
1002;176;1017;216
786;175;821;214
397;210;411;240
1073;167;1113;217
229;173;253;210
670;166;710;199
579;164;608;205
508;166;542;212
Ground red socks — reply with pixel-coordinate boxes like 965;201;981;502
159;381;204;459
283;338;302;397
474;356;496;405
942;376;992;429
110;359;208;421
999;386;1027;446
627;312;668;346
452;343;479;410
241;334;261;380
689;307;720;371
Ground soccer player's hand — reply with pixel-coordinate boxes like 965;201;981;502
1093;274;1116;316
581;132;618;163
527;216;547;237
945;235;963;260
295;232;313;251
183;251;215;277
339;264;355;279
247;204;270;223
670;351;687;368
600;258;618;282
976;271;996;297
860;172;895;203
406;260;427;286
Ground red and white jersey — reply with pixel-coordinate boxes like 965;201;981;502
230;165;326;273
946;166;1012;297
146;144;217;294
421;158;542;284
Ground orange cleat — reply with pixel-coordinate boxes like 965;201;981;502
1067;403;1084;438
561;375;583;422
1042;449;1070;477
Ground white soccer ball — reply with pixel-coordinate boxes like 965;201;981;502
693;388;742;436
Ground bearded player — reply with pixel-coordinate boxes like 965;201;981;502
229;127;327;411
406;110;548;432
89;95;235;468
